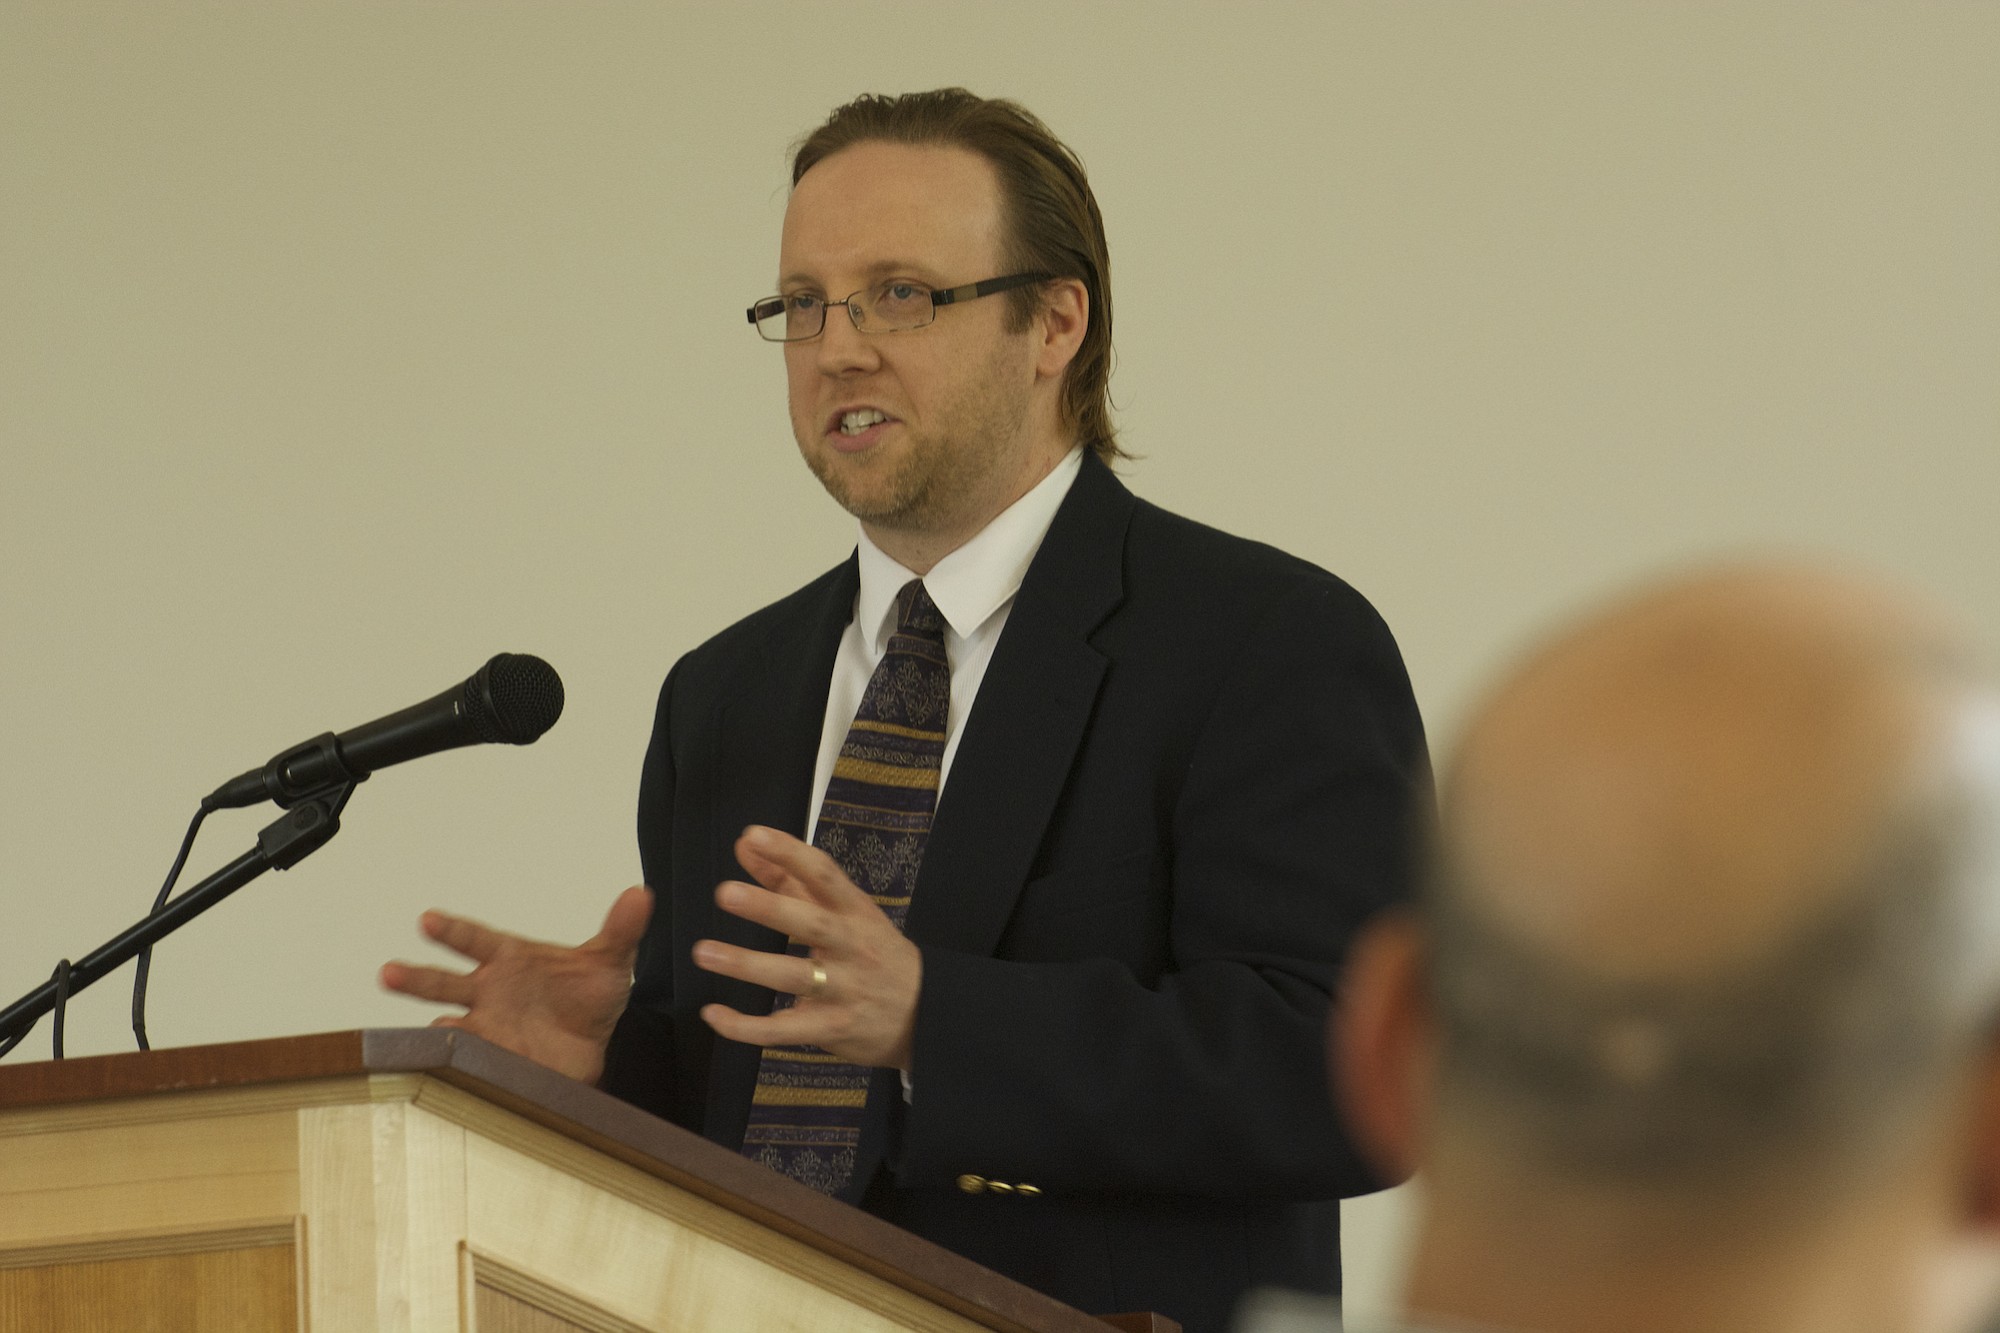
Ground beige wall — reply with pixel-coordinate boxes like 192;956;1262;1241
2;2;1995;1321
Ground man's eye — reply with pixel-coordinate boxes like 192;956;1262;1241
787;294;823;312
884;283;920;302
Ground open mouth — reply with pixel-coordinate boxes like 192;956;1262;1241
834;407;893;437
823;406;900;449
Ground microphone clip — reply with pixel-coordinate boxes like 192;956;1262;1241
254;732;368;811
255;777;357;870
206;732;368;811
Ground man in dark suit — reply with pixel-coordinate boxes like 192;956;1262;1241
383;89;1427;1333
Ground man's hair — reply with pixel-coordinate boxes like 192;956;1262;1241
1426;781;1995;1193
792;88;1125;464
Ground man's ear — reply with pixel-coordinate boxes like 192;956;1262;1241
1331;911;1432;1186
1033;277;1088;382
1962;1046;2000;1228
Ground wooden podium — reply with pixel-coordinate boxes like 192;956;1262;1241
0;1030;1175;1333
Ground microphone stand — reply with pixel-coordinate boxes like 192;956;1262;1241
0;778;358;1053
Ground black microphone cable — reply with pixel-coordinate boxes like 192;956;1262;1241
0;804;213;1061
130;802;214;1052
51;959;72;1059
0;955;77;1061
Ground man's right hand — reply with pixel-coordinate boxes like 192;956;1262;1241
379;884;654;1086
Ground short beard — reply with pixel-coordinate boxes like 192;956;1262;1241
803;427;954;532
796;335;1036;538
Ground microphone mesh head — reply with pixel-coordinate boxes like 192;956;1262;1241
465;654;566;744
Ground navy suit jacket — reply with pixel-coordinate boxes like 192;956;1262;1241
603;452;1429;1333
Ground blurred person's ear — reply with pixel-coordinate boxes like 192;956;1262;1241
1963;1046;2000;1229
1938;1053;2000;1333
1331;911;1429;1184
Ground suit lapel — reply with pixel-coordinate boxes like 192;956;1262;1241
707;557;858;1011
907;453;1134;956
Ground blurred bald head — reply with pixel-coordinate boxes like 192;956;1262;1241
1428;563;2000;1192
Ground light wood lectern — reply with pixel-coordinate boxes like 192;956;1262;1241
0;1030;1176;1333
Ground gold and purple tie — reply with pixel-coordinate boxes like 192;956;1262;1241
740;579;948;1194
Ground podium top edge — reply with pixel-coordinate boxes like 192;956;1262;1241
0;1030;1138;1333
0;1028;384;1108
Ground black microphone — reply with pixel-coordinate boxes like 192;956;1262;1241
206;653;565;810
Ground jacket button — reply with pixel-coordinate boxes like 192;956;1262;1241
956;1174;987;1194
987;1181;1015;1195
1016;1183;1042;1198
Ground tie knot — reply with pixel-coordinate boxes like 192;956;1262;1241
896;580;946;639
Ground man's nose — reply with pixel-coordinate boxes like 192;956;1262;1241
814;304;880;375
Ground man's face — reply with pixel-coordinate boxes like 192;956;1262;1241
778;141;1054;547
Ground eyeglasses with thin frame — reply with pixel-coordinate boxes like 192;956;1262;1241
745;272;1054;343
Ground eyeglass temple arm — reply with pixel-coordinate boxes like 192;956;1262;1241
929;272;1057;308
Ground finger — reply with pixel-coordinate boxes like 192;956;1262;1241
586;885;654;963
732;832;819;904
418;910;511;965
700;1001;830;1051
691;939;821;998
379;961;475;1007
738;826;874;912
713;879;832;944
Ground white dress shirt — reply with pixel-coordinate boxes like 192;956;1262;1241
806;446;1084;845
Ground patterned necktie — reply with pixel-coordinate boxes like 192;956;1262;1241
741;579;949;1195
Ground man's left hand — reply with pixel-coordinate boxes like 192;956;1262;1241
693;825;921;1071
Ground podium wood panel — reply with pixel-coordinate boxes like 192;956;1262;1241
0;1243;297;1332
0;1031;1171;1333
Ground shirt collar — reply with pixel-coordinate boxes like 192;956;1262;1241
853;446;1084;651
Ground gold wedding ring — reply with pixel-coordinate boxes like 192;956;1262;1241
806;960;829;1001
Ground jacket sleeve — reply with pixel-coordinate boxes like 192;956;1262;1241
600;660;685;1120
895;576;1429;1200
